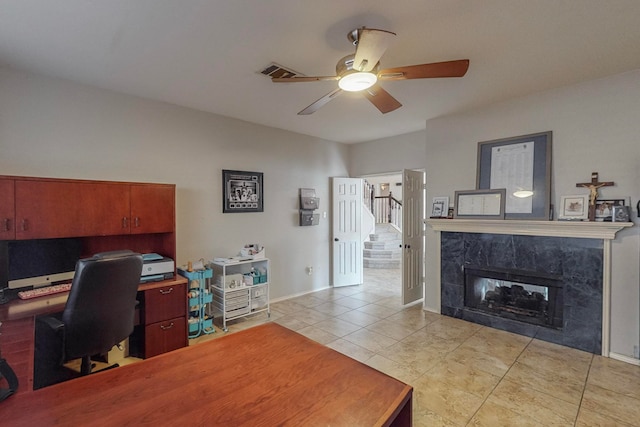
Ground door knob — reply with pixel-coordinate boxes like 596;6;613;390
334;238;339;241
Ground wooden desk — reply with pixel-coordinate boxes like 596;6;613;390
0;277;188;394
0;323;412;426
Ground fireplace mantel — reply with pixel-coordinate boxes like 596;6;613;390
426;219;633;240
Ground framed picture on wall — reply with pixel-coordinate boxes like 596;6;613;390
222;170;264;213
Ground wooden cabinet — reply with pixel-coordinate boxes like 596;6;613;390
130;184;175;234
15;180;130;239
6;177;175;240
0;178;15;240
134;280;188;358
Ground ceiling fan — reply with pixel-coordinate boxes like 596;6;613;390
272;27;470;115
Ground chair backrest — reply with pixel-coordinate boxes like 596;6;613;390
62;251;143;359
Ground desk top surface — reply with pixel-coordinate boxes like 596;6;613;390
0;276;187;322
0;323;412;426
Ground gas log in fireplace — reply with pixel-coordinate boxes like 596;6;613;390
464;267;563;329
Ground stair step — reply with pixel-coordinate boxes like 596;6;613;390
363;249;401;259
374;223;399;232
369;231;401;241
365;241;402;250
364;258;401;269
365;223;402;268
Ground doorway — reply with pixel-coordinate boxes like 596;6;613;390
360;170;425;305
362;172;403;271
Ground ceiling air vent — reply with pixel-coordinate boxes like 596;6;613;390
260;63;303;79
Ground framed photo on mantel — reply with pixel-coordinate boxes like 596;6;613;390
454;189;506;220
476;131;552;220
430;196;449;218
558;195;588;221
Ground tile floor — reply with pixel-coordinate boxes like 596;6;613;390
193;268;640;426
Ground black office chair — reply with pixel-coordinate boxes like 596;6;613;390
34;250;143;389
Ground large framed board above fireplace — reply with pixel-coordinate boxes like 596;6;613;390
476;131;552;220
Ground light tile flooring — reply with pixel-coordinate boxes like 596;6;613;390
190;268;640;426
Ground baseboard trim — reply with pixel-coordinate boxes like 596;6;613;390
609;352;640;366
270;285;331;304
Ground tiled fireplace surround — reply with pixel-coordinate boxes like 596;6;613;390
441;232;602;353
428;220;632;356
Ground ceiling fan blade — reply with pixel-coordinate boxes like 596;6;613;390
363;84;402;114
353;28;396;72
272;76;339;83
298;88;343;115
378;59;470;81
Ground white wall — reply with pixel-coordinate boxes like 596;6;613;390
349;130;426;177
424;69;640;358
0;68;349;300
349;130;426;206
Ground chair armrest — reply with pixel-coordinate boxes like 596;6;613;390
35;314;66;367
37;315;65;333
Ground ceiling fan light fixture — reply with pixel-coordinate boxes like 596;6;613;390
338;71;377;92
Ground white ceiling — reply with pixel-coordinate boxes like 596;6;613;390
2;1;640;144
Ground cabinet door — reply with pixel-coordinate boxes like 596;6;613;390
144;316;187;357
15;180;130;239
143;282;186;324
0;178;15;240
130;185;175;234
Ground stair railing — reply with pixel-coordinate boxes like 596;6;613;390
364;180;375;213
373;191;402;230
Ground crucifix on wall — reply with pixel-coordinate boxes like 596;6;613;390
576;172;614;221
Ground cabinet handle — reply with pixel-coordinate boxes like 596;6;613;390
160;322;174;330
159;287;173;295
122;217;128;228
21;219;28;231
3;218;10;232
134;217;140;228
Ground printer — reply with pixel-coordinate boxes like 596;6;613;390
140;253;175;283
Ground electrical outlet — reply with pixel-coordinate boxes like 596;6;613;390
634;345;639;359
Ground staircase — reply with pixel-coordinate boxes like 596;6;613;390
364;223;402;269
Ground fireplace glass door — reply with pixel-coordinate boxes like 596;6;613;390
464;267;563;329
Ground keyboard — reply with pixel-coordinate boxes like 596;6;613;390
18;283;72;300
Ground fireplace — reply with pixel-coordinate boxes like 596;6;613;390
440;232;603;354
428;219;632;357
464;267;563;329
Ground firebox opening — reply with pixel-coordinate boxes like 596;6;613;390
464;267;563;329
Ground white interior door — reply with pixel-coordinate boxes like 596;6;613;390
332;177;363;287
402;169;425;304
